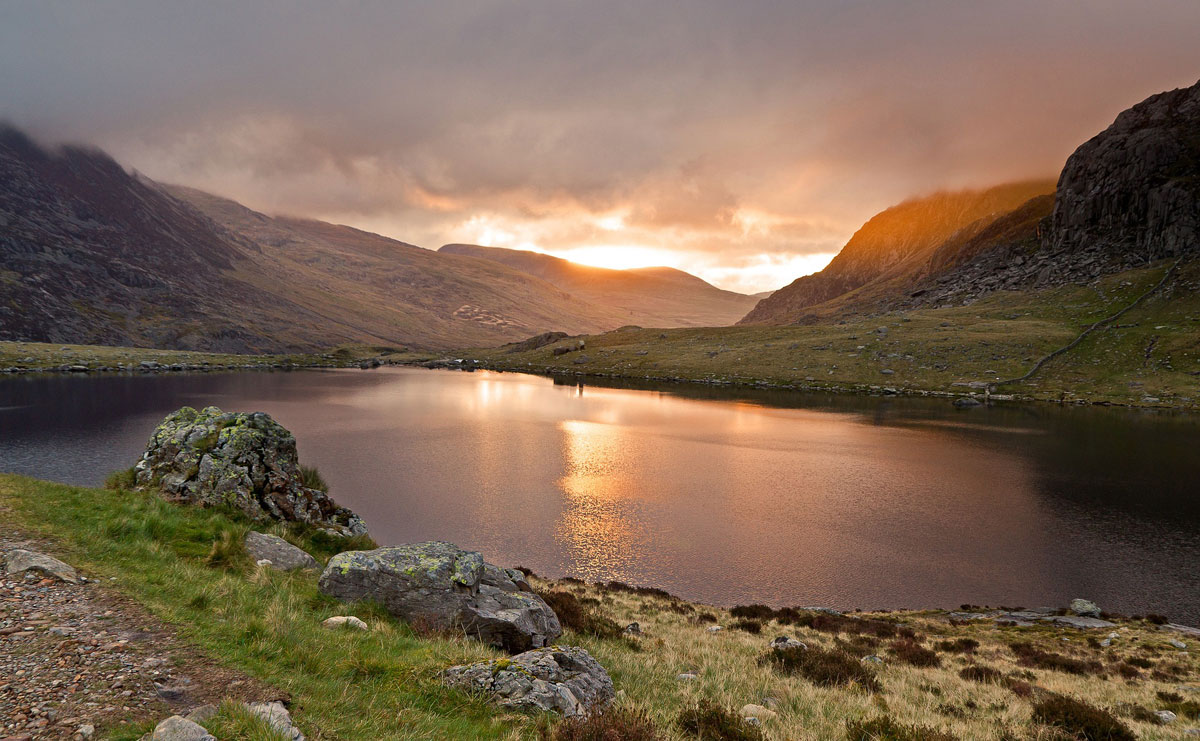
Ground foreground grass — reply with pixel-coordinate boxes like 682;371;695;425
0;474;518;740
462;261;1200;409
2;473;1197;740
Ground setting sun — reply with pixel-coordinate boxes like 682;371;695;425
550;245;682;272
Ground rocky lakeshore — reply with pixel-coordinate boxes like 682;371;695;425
0;408;1197;740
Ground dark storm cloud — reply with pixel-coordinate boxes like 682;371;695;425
2;1;1198;291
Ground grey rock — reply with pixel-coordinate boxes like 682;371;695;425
134;406;366;536
953;397;982;408
676;673;698;681
185;705;217;723
322;615;368;631
862;655;883;664
769;636;806;651
1048;615;1115;630
1156;710;1178;725
3;549;78;583
245;701;305;741
77;724;95;738
151;716;215;741
623;622;641;635
443;646;614;717
1069;598;1102;617
1165;623;1200;638
318;542;561;652
1169;638;1188;649
244;532;318;571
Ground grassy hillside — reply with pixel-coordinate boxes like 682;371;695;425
2;474;1196;740
461;260;1200;409
438;244;759;327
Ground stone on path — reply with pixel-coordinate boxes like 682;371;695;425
3;549;78;583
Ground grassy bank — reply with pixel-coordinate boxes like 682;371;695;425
2;474;1197;740
461;262;1200;410
0;341;428;374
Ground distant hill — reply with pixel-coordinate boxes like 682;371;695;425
0;125;647;351
738;180;1056;324
438;243;759;327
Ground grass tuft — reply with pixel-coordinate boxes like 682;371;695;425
297;464;328;492
760;645;882;692
541;705;664;740
104;467;138;491
845;715;959;741
676;699;763;741
1030;694;1135;741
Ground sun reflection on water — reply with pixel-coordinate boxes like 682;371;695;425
554;418;645;581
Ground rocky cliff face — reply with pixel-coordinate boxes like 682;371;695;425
1050;79;1200;263
738;180;1054;324
889;79;1200;312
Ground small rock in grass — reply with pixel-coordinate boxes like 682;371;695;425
677;673;699;681
706;625;723;633
1169;638;1187;649
769;636;806;651
244;532;319;571
322;616;368;631
623;622;641;635
185;705;218;723
1069;598;1101;617
1156;710;1178;725
862;655;883;664
151;716;215;741
741;704;777;723
245;701;305;740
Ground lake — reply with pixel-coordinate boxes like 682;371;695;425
1;367;1198;622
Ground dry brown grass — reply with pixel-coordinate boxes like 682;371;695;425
534;577;1200;740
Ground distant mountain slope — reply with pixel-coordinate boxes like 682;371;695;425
438;243;759;327
738;180;1056;324
0;125;636;351
167;187;632;348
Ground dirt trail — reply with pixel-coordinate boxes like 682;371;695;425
0;524;280;740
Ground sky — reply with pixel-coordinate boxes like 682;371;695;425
2;2;1199;294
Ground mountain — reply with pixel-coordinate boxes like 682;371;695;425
738;180;1056;324
437;243;759;327
740;78;1200;323
0;126;651;351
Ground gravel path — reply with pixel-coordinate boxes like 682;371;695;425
0;533;280;740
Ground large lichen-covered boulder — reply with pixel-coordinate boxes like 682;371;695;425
318;542;561;652
135;406;366;537
443;646;614;717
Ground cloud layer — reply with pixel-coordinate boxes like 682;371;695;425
3;1;1199;292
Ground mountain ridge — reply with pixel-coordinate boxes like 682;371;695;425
438;243;759;328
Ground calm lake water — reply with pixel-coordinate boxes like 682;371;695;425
1;367;1198;622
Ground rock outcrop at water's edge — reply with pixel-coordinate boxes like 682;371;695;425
317;541;561;652
134;406;367;537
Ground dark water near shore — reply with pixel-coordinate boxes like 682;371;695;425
1;367;1198;621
